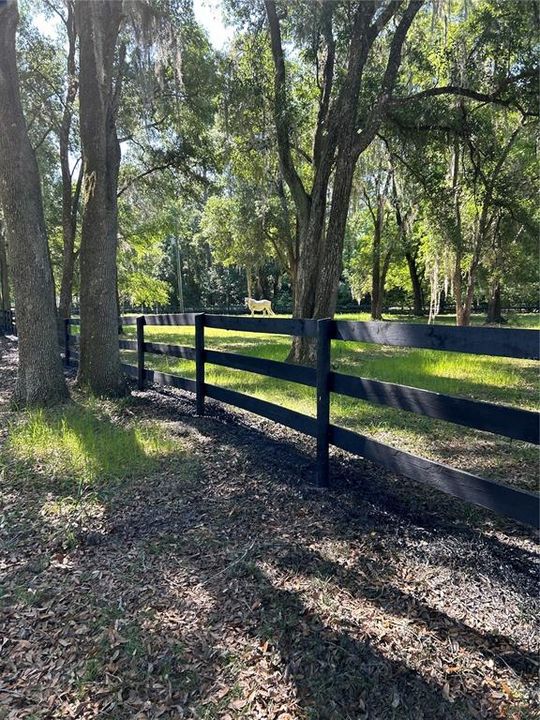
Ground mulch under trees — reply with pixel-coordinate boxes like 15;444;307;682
0;335;538;719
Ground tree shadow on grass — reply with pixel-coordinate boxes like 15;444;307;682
1;380;538;719
71;388;537;716
141;387;538;593
196;561;478;720
92;471;535;719
0;398;185;566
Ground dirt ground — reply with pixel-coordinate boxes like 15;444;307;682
0;335;538;719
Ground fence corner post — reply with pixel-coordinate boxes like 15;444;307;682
316;318;332;487
64;318;70;367
195;312;206;415
136;315;146;390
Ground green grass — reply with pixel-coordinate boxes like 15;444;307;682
0;395;190;551
121;312;538;489
2;396;182;488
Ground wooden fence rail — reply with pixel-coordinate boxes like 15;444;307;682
64;313;540;529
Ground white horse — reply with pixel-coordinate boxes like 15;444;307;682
245;297;275;316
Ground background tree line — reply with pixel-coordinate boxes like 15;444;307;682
0;0;537;400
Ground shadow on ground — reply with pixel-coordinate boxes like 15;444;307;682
0;340;538;719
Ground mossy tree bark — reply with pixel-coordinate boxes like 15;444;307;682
75;0;125;396
0;0;68;406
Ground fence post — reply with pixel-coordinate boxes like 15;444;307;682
316;318;332;487
195;312;206;415
136;315;146;390
64;318;70;367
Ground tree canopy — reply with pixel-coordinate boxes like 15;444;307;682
1;0;537;398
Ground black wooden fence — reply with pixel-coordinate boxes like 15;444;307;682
0;309;15;334
65;314;540;529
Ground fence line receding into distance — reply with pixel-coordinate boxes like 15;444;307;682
61;313;540;529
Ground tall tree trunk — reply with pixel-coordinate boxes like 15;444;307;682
486;282;504;323
371;205;383;321
314;156;357;320
272;268;281;300
372;247;392;321
369;184;392;321
245;266;253;299
405;251;424;316
457;233;482;327
455;265;476;326
371;286;384;321
0;219;11;311
453;250;466;326
57;0;80;323
461;264;479;326
257;267;271;300
486;217;505;324
0;0;67;405
57;233;77;322
451;137;469;327
265;0;422;365
75;0;125;396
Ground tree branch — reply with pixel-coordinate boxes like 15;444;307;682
71;160;84;233
32;125;55;151
264;0;310;224
369;0;403;39
312;2;335;169
117;163;175;197
354;0;423;156
391;68;539;116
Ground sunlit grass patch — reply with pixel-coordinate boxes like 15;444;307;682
126;323;538;409
118;315;539;488
3;399;183;487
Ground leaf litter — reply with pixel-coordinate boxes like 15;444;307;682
0;335;538;719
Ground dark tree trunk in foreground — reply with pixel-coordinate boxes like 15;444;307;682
75;0;125;396
0;220;11;311
58;0;82;324
0;0;67;405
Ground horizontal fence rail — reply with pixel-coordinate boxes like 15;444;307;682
205;349;317;386
334;320;540;359
61;313;540;529
206;384;318;437
146;342;196;361
205;314;319;337
329;425;539;529
330;372;539;445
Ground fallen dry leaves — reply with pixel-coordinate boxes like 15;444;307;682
0;336;538;719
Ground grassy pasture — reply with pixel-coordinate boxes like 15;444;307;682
121;313;539;490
